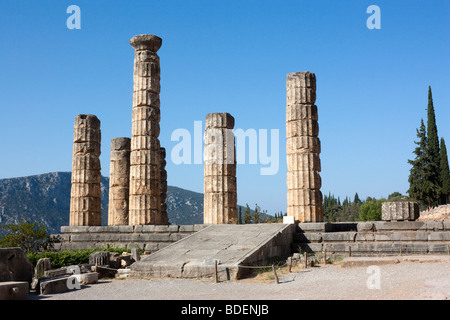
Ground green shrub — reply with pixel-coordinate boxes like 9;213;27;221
0;219;56;253
27;247;131;269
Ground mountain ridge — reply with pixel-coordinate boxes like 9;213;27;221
0;172;204;234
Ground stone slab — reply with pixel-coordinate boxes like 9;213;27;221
340;257;400;268
297;222;331;232
0;281;29;300
0;248;33;284
129;224;295;280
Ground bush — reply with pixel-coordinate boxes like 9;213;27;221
0;219;57;253
27;247;131;269
359;199;385;221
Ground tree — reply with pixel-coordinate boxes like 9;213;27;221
440;138;450;204
354;193;361;204
243;204;252;224
0;219;54;253
359;199;384;221
427;86;441;189
238;206;242;224
253;204;261;224
407;119;440;206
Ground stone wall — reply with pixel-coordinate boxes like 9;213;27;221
293;221;450;256
57;225;207;252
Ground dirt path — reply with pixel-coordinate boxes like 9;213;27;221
29;257;450;301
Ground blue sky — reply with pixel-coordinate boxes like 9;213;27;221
0;0;449;214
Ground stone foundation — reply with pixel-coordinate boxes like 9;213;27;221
57;225;207;252
293;221;450;256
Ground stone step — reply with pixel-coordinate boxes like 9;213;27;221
292;242;450;255
293;230;450;243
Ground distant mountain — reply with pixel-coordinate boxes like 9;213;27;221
0;172;204;235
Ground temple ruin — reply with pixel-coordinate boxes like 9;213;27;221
108;137;131;225
203;113;237;224
129;34;163;225
286;72;324;223
69;114;102;226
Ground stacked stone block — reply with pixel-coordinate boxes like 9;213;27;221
129;34;163;225
382;201;419;221
160;147;168;224
70;114;102;226
203;113;237;224
108;137;131;225
286;72;323;222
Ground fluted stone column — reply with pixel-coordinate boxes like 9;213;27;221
108;137;131;225
160;147;168;225
286;72;323;222
70;114;102;226
203;113;237;224
129;34;163;225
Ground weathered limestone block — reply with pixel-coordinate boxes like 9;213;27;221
286;119;319;138
108;137;131;226
0;282;29;300
286;72;317;105
129;34;163;225
286;136;321;154
89;251;111;266
160;147;168;224
286;153;321;172
204;163;236;177
0;248;33;284
132;105;161;122
382;201;420;221
286;72;323;223
287;170;322;190
70;114;102;226
204;113;237;224
286;104;318;122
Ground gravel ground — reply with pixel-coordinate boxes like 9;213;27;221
29;257;450;301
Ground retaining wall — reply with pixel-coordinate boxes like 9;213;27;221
56;225;207;252
293;221;450;256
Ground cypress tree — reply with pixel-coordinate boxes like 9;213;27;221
408;119;440;206
440;138;450;204
238;206;242;224
426;86;441;192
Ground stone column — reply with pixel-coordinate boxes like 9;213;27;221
286;72;323;222
70;114;102;226
129;34;163;225
203;113;237;224
108;137;131;225
160;147;168;225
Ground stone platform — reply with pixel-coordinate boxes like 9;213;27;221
293;221;450;256
57;225;207;251
128;224;295;280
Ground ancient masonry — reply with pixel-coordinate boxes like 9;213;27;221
160;147;168;224
69;114;102;226
128;34;163;225
108;137;131;225
286;72;323;222
203;113;237;224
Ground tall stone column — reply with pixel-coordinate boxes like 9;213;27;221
108;137;131;225
203;113;237;224
286;72;323;222
129;34;163;225
160;147;168;225
70;114;102;226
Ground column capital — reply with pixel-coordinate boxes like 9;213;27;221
130;34;162;52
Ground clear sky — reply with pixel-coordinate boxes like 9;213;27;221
0;0;449;215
